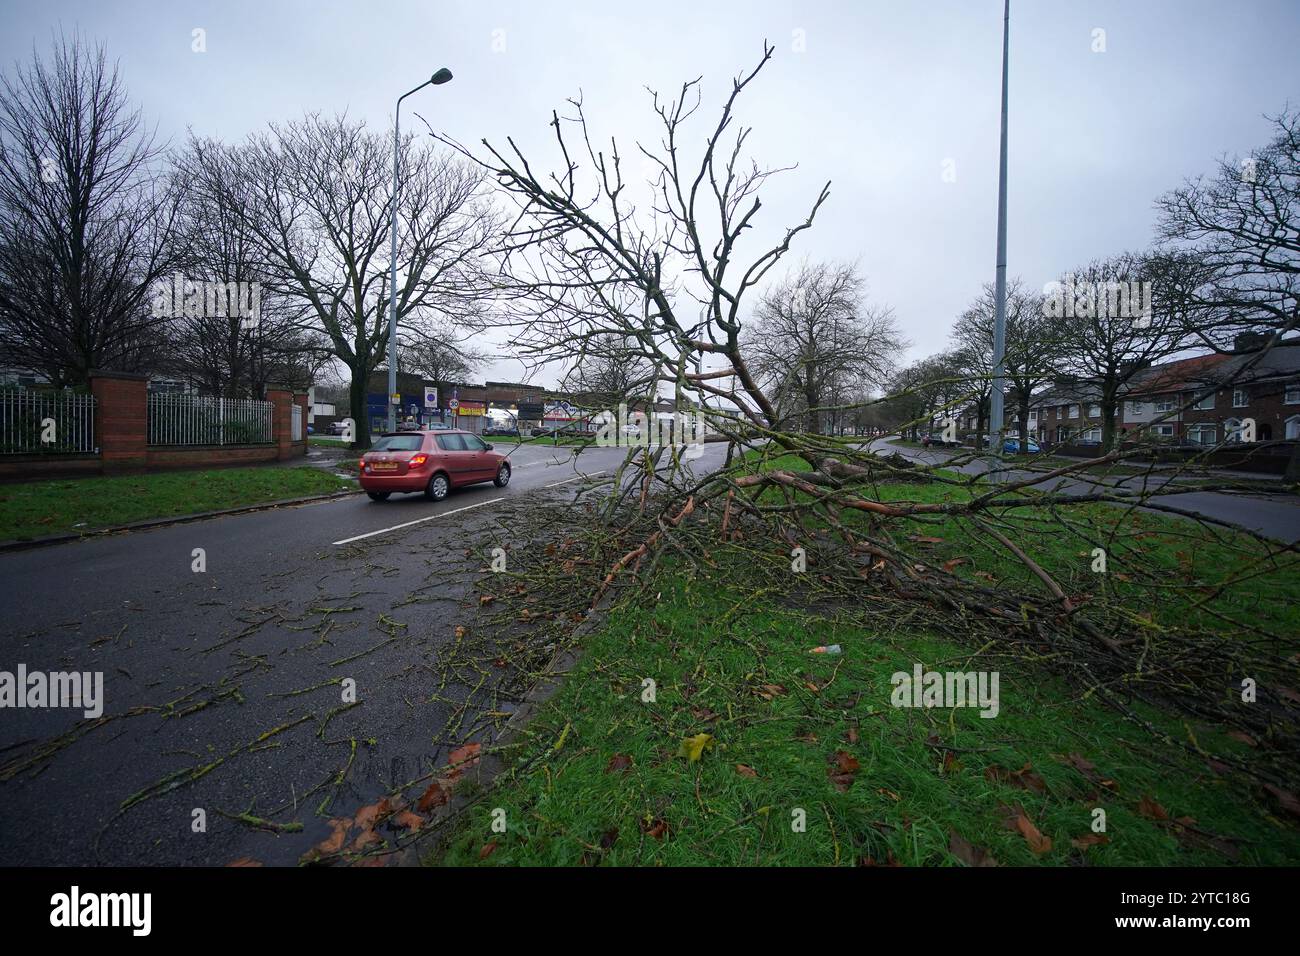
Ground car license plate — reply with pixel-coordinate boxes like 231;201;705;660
371;461;398;472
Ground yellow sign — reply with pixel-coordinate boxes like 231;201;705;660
456;401;486;416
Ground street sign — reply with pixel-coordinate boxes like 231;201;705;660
389;392;401;406
448;398;460;411
423;386;438;408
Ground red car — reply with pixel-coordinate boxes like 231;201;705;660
359;430;510;502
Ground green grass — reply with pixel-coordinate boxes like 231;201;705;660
0;466;356;540
437;548;1300;867
435;464;1300;867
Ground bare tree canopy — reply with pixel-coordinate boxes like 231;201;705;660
0;34;180;385
178;116;497;445
743;259;906;434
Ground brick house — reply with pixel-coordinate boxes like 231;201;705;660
1028;380;1107;445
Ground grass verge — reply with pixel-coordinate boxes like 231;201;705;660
0;466;356;541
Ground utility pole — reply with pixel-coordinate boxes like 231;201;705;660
988;0;1010;451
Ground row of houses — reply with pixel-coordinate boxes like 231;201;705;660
955;337;1300;447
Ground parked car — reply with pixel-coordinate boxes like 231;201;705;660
425;421;452;430
396;419;422;431
326;420;350;436
483;425;520;438
921;432;961;448
359;430;510;502
1002;437;1042;454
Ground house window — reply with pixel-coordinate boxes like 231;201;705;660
1233;388;1249;408
1285;382;1300;404
1082;427;1102;442
1286;415;1300;440
1088;404;1101;418
1187;423;1217;446
1068;404;1079;419
1127;401;1145;416
1191;392;1215;410
1155;424;1175;438
1154;396;1176;413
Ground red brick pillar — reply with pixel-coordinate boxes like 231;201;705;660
89;371;148;473
266;386;293;460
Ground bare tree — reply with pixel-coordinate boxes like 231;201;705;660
1156;109;1300;347
1053;252;1189;449
742;260;905;434
950;278;1058;453
179;117;496;445
0;34;180;385
560;332;658;408
399;336;486;394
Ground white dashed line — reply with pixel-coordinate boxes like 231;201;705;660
332;497;506;546
544;472;606;488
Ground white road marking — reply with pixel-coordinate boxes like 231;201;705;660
544;471;606;488
332;497;506;546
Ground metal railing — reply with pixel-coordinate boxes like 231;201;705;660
147;393;274;446
0;387;97;455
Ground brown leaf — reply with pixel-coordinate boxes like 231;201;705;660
479;841;499;860
1001;804;1052;854
974;571;997;582
1263;784;1300;819
353;798;394;831
942;558;968;573
478;594;494;606
1070;833;1110;850
1227;731;1258;747
640;817;669;839
829;750;861;792
605;753;634;774
845;726;859;745
226;857;264;867
755;683;787;700
445;742;482;780
417;780;449;812
985;762;1047;794
949;830;999;866
735;764;758;778
454;625;467;639
1137;794;1169;821
909;535;945;545
391;810;425;831
314;818;351;855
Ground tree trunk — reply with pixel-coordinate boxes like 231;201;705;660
349;371;370;448
1017;397;1030;454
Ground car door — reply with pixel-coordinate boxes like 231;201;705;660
461;433;496;481
435;432;474;485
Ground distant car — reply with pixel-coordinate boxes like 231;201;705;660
1002;437;1041;454
326;420;350;436
921;433;960;448
483;425;520;438
396;420;421;431
425;421;452;430
360;429;510;502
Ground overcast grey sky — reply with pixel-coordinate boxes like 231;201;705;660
2;0;1298;386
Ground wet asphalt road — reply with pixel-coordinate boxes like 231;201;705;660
0;441;725;866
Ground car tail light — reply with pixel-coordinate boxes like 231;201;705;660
409;454;429;467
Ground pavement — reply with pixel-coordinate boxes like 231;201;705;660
0;440;726;866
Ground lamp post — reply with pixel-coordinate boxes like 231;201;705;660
987;0;1010;462
387;67;453;433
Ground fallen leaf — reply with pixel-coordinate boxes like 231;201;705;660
942;558;968;573
391;810;425;831
1070;833;1110;850
846;726;860;745
755;683;787;700
445;742;482;780
479;841;498;860
1137;794;1169;821
678;733;713;762
1227;731;1257;747
735;764;758;778
417;780;449;812
985;762;1047;794
353;798;394;830
454;625;467;639
226;857;263;867
641;817;669;839
949;830;999;866
1263;784;1300;820
829;750;861;792
1001;804;1052;854
605;753;634;774
478;594;494;606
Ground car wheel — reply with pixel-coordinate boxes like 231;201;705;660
494;463;511;488
366;491;390;502
425;473;450;501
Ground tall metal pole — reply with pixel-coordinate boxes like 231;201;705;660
988;0;1010;448
387;98;404;435
387;70;452;435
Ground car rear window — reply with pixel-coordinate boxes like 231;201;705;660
371;435;424;451
436;434;467;451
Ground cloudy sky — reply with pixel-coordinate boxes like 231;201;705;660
2;0;1298;386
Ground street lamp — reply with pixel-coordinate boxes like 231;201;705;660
387;68;453;433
